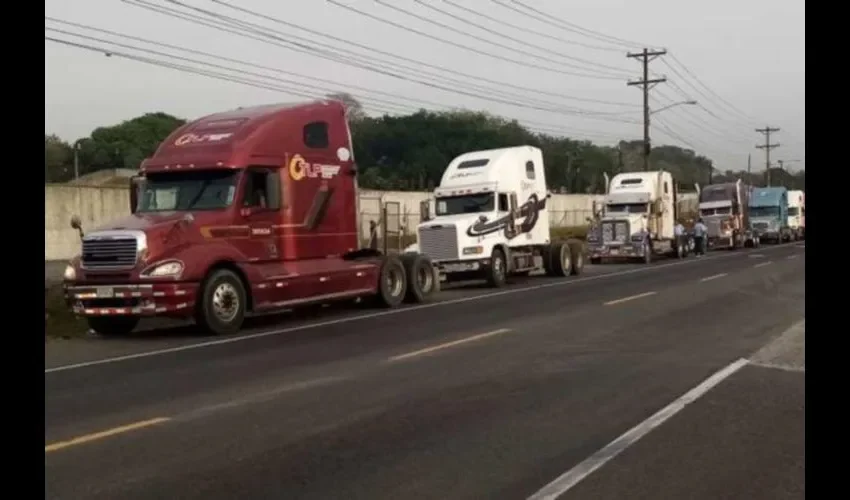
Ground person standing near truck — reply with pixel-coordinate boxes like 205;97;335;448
674;221;686;257
693;218;708;256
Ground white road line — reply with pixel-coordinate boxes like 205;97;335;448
754;261;772;268
603;291;656;306
748;361;805;373
527;358;749;500
786;254;798;260
386;328;512;362
45;243;795;374
699;273;727;282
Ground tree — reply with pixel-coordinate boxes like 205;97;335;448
326;92;366;123
45;134;74;183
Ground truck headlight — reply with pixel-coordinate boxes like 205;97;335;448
63;264;76;281
141;260;184;278
462;246;484;255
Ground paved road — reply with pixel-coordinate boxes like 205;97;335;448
45;243;805;500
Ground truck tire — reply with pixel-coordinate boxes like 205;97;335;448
643;240;653;264
195;269;247;335
486;247;508;287
567;240;584;275
87;316;139;336
374;255;408;307
547;242;572;277
400;253;437;304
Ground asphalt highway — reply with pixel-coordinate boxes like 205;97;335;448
45;242;805;500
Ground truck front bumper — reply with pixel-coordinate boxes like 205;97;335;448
65;282;199;317
588;243;644;259
433;258;491;279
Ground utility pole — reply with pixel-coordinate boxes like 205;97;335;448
755;126;780;187
627;48;667;171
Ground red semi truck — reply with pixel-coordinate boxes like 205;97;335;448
63;101;438;336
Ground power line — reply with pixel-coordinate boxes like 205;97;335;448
627;49;667;171
441;0;625;53
127;0;639;109
756;127;781;186
118;2;638;123
44;33;631;143
324;0;626;80
407;0;632;73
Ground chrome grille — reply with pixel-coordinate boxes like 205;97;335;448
418;225;459;261
81;237;138;270
752;222;769;231
602;221;629;244
706;219;723;237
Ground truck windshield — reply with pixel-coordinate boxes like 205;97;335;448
137;170;239;212
750;206;780;217
700;207;731;216
606;203;646;214
788;207;800;216
436;193;495;216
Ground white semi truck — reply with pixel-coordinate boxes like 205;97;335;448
787;190;805;240
415;145;584;287
587;170;687;264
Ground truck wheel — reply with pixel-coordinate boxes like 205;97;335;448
567;240;584;275
87;316;139;336
548;242;572;277
375;255;408;307
486;248;508;287
400;253;437;304
195;269;247;335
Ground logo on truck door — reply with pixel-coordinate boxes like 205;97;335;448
288;154;341;181
466;194;547;238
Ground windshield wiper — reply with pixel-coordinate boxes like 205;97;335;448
183;180;213;210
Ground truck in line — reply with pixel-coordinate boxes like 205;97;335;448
587;170;689;264
749;186;791;243
787;190;805;240
414;145;585;287
696;180;760;250
62;100;439;336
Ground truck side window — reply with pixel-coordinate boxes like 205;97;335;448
303;121;329;149
498;193;509;212
525;161;535;180
664;182;669;194
243;169;280;210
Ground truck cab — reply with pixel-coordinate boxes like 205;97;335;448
63;101;438;336
588;170;680;264
697;180;757;249
749;186;790;243
416;146;582;287
786;190;805;240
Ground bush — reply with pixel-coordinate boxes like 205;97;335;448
45;284;88;339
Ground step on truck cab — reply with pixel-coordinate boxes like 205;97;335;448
587;170;685;264
749;186;791;243
696;180;759;250
787;190;805;240
62;100;439;336
415;145;584;288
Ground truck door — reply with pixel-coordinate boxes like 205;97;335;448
238;167;281;263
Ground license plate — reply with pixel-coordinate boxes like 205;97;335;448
96;286;115;298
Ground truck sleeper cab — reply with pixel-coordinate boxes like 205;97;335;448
416;146;584;288
696;180;758;250
588;170;686;264
786;190;805;241
63;101;438;336
749;186;791;244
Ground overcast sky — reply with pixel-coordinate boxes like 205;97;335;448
45;0;805;172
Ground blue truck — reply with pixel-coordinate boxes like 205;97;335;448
749;187;791;243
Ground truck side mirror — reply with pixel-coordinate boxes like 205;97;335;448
419;199;431;222
69;215;84;240
653;199;664;214
129;175;145;214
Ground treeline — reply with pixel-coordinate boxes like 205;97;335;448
45;95;804;191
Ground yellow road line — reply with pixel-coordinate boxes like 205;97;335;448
603;291;657;306
387;328;512;362
45;417;171;453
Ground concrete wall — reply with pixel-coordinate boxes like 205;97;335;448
45;184;698;261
